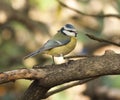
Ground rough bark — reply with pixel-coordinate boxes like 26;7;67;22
0;51;120;100
21;50;120;100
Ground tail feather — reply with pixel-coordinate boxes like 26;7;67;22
24;48;43;60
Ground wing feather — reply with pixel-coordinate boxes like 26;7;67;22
24;32;71;59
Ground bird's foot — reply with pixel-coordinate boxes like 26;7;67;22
52;62;56;66
65;60;74;65
33;64;44;68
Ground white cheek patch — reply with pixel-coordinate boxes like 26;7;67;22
63;30;75;37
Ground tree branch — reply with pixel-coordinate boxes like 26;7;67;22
21;80;50;100
0;50;120;100
20;50;120;100
0;68;46;84
45;77;98;98
57;0;120;19
86;34;120;47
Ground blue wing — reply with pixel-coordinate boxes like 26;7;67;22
24;33;71;59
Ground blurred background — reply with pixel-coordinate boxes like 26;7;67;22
0;0;120;100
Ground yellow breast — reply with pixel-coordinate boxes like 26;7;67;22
45;37;77;56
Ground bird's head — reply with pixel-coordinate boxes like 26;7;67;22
59;24;77;37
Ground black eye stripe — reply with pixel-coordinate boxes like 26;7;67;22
68;30;77;35
67;30;76;32
68;30;74;32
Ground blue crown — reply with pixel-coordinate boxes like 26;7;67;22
65;24;75;29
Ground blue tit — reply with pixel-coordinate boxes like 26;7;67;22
24;24;78;64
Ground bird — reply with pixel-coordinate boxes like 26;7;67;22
24;24;78;64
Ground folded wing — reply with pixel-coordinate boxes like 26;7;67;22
24;33;71;59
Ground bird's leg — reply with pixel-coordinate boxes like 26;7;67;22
52;56;55;65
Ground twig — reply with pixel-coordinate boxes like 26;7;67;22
57;0;120;19
64;55;95;59
86;34;120;47
45;77;98;98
